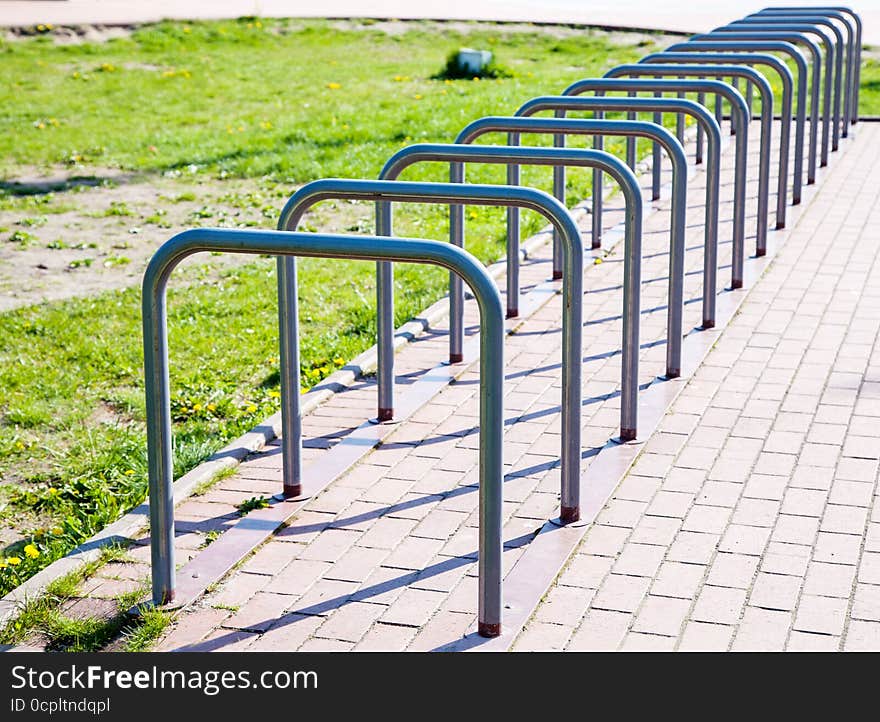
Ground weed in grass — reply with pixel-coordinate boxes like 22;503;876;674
123;606;170;652
17;215;48;228
7;230;37;247
200;530;221;548
67;257;93;268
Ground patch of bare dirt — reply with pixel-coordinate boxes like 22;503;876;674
0;170;374;311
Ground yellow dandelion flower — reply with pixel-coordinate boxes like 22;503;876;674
246;404;257;413
51;526;64;535
125;469;135;476
593;257;603;265
47;487;59;496
183;26;191;33
260;120;272;130
268;390;280;398
0;559;6;569
24;544;39;559
193;403;202;412
255;21;262;28
207;403;216;412
326;82;341;90
7;557;21;566
334;357;345;365
414;94;423;100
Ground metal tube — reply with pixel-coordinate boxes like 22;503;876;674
639;53;789;235
144;228;504;634
563;76;749;289
277;255;303;497
600;63;773;278
756;9;855;133
653;91;663;197
740;14;845;150
516;95;721;328
689;32;821;185
717;23;832;167
280;177;595;521
375;203;394;420
453;119;681;378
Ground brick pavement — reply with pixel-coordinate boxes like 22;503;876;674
513;122;880;651
141;112;865;652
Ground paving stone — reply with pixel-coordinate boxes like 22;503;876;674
591;574;651;614
786;632;840;652
691;586;747;626
632;595;690;637
678;622;734;652
558;554;614;590
844;621;880;651
793;595;848;636
731;607;792;651
314;602;385;643
380;588;446;627
749;573;803;612
567;610;632;651
612;543;666;578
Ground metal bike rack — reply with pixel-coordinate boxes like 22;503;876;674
514;95;722;328
714;23;834;167
604;64;770;274
559;79;749;292
739;14;846;147
143;228;505;636
451;118;678;378
277;179;594;523
677;38;815;193
755;8;858;130
640;52;794;230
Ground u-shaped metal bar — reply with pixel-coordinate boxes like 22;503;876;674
604;64;769;270
640;52;793;230
756;8;858;130
143;228;505;636
740;14;846;148
716;23;834;167
452;118;678;375
279;178;598;523
683;36;818;189
561;78;749;291
514;95;722;329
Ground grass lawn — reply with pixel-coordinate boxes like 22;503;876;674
0;18;877;598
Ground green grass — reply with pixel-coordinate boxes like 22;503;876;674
0;544;170;652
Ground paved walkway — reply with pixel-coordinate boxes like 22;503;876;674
2;1;878;46
514;122;880;651
109;113;877;652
